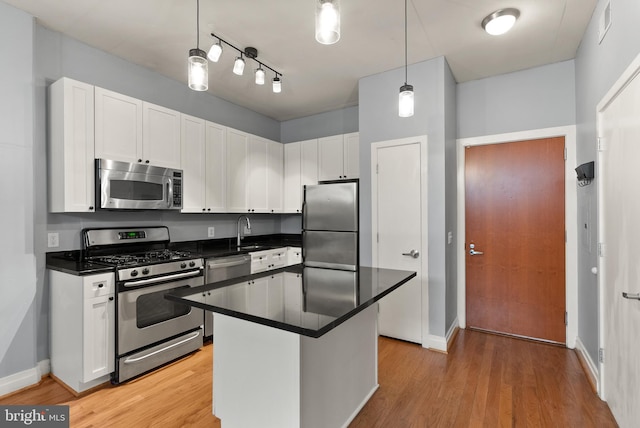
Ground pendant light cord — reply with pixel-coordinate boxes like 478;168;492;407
196;0;200;49
404;0;408;85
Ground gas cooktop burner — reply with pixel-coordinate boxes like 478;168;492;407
90;249;194;267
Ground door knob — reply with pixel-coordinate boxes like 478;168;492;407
469;243;484;256
402;249;420;259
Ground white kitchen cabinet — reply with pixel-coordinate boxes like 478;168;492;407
50;270;115;393
286;247;302;265
266;273;285;322
142;102;181;169
318;133;359;181
283;139;318;213
48;77;96;213
95;87;143;163
267;140;284;213
250;248;288;274
95;87;181;169
226;128;250;212
247;135;269;213
181;115;226;213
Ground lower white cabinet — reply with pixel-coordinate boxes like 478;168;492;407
50;270;115;393
287;247;302;265
250;248;288;274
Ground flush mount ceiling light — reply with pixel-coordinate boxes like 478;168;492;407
208;33;283;93
188;0;208;91
398;0;414;118
315;0;341;45
482;8;520;36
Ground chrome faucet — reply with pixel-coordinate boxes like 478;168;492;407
236;215;251;248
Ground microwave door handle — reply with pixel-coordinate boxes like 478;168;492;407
166;179;173;208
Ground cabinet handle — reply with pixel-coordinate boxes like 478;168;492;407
202;208;206;212
208;208;211;211
145;160;150;164
109;296;114;301
98;283;104;288
89;206;94;211
138;159;142;162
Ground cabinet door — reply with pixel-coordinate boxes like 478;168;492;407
180;114;206;213
247;136;269;213
95;87;142;163
267;140;283;213
300;138;319;189
318;135;344;181
283;272;302;324
267;274;285;321
343;132;360;179
226;128;249;212
205;121;227;212
283;142;302;213
82;294;114;381
142;102;181;169
247;277;269;317
49;78;96;213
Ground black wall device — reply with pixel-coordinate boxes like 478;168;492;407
575;161;595;180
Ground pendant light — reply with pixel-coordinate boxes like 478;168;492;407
233;54;245;75
207;39;223;62
399;0;414;117
315;0;341;45
272;75;282;93
255;67;266;85
188;0;208;91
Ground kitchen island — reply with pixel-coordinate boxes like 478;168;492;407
166;264;415;428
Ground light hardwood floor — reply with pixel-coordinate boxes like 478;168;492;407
1;330;617;427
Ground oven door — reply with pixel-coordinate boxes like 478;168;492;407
117;274;204;356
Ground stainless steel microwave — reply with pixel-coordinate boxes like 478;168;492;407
96;159;183;210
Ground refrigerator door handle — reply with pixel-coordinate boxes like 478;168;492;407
301;201;307;229
301;231;306;262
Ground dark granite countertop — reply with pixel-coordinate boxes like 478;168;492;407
165;265;416;338
46;234;301;275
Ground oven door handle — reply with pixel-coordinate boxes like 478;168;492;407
122;269;203;288
122;330;201;364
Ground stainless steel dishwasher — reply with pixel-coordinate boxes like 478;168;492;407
204;254;251;337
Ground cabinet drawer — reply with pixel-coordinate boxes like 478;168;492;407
83;273;115;298
287;247;302;266
270;250;287;269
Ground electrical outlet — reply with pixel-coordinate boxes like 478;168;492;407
48;232;59;248
207;227;215;238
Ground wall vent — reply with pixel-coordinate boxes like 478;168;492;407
598;1;612;44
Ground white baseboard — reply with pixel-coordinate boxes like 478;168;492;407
446;318;459;349
0;359;50;398
575;337;599;394
425;334;447;352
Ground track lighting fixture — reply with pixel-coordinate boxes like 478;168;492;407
188;0;208;91
398;0;414;117
315;0;341;45
207;33;283;93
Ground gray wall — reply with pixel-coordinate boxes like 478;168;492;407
444;63;458;331
574;0;640;364
457;60;576;138
359;56;453;337
280;106;359;143
0;2;37;378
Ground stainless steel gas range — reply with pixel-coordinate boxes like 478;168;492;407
83;226;204;384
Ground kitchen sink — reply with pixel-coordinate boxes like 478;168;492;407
237;244;270;251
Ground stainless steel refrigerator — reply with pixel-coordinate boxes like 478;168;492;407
302;180;359;271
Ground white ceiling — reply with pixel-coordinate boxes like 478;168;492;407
7;0;597;121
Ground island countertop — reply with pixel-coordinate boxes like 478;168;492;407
166;264;416;338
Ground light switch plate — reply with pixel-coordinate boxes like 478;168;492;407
207;227;215;238
48;232;59;248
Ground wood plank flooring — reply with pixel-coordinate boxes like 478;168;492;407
1;330;617;427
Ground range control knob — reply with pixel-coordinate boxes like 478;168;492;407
189;261;196;267
142;268;150;275
130;270;138;277
180;262;187;269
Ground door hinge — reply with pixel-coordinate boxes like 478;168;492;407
564;147;567;160
598;242;606;258
376;232;379;243
564;311;568;326
599;348;605;363
376;164;379;174
597;137;606;152
565;230;567;243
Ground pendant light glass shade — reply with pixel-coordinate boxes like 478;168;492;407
188;48;208;91
255;67;266;85
272;76;282;93
399;85;414;117
315;0;341;45
233;56;245;75
207;40;223;62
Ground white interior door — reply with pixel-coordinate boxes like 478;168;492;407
598;56;640;427
372;137;427;344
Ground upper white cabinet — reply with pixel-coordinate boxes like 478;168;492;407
227;128;283;213
181;115;226;213
318;132;359;181
48;77;96;213
95;87;180;169
283;139;318;213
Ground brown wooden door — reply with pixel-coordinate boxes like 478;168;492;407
465;137;566;343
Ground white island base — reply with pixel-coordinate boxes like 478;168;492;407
212;304;379;428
